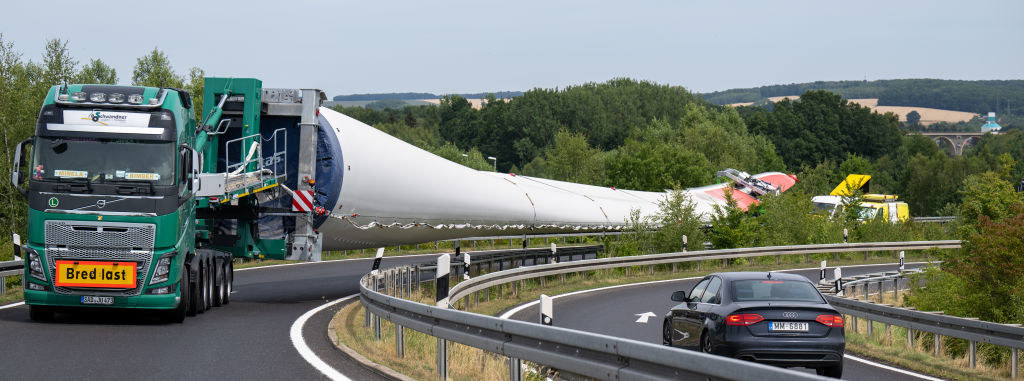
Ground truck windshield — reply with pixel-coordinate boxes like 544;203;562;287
32;137;175;186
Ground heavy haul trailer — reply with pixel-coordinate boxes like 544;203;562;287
11;78;328;322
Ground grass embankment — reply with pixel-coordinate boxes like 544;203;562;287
333;251;946;381
842;289;1021;380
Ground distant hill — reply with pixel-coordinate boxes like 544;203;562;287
333;91;524;102
701;79;1024;115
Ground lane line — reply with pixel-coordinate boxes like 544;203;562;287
846;354;944;381
0;301;25;310
498;262;943;381
499;262;935;319
290;294;359;381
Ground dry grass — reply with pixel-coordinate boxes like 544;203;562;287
334;301;510;381
848;99;978;125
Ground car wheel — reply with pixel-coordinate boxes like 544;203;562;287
196;260;207;314
817;363;843;378
662;320;672;346
700;331;712;353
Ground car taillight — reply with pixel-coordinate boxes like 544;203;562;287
726;314;764;326
815;314;845;327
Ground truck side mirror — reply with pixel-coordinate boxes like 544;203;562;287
10;138;31;197
670;290;687;302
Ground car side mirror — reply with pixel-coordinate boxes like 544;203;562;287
671;290;687;302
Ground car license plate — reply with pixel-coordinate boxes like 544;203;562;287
81;296;114;305
55;260;137;288
770;321;809;332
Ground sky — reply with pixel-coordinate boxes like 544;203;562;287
2;1;1022;98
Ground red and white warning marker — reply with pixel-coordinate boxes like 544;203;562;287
292;190;315;212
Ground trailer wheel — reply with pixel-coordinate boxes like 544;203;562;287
29;305;54;321
212;258;224;307
222;260;232;305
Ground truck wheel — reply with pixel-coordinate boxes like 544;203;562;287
203;257;213;311
196;260;208;314
164;281;187;323
186;262;198;316
29;305;54;321
212;258;223;307
222;261;232;305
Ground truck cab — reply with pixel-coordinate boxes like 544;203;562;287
12;84;200;321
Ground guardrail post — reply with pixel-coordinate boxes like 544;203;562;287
364;308;371;328
509;357;521;381
969;340;976;368
776;254;781;265
867;318;873;336
1012;348;1018;379
934;333;941;356
438;338;448;380
722;258;727;268
395;324;405;358
893;278;899;300
907;327;913;348
851;314;857;332
878;280;884;303
373;313;381;340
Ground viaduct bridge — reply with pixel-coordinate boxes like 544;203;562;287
916;131;997;156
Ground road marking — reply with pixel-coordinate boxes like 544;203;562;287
634;312;656;323
0;301;25;310
846;354;944;381
290;294;358;381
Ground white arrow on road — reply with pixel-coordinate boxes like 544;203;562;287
634;312;657;323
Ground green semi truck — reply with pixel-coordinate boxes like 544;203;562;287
11;79;326;322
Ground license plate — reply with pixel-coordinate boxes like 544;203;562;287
55;260;137;288
769;321;809;332
80;296;114;305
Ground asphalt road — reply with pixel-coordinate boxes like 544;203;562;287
507;262;940;381
0;255;437;380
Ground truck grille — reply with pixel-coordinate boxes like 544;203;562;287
44;221;156;297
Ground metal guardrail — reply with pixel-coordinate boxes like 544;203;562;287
911;216;956;223
824;269;1022;378
1;259;23;295
449;240;960;302
440;231;623;243
362;240;959;380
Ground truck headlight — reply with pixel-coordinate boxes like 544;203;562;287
149;253;174;285
27;248;46;281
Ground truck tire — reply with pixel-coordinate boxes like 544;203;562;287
164;279;187;323
222;260;232;305
212;258;224;307
203;256;213;311
196;259;208;314
29;305;54;321
186;261;198;316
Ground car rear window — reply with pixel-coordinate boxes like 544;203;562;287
731;280;824;303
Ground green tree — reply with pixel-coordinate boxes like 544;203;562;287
540;130;605;185
905;110;921;126
74;58;117;84
132;47;183;88
40;38;77;87
605;138;713;191
183;67;204;122
957;171;1020;228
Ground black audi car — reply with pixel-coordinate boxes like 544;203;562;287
662;272;845;378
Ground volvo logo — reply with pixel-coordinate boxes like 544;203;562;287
782;312;799;318
95;199;106;209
